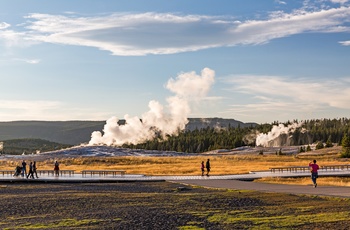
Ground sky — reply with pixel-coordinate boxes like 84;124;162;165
0;0;350;124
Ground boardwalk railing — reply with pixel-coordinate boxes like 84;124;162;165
270;166;310;173
0;170;14;176
270;164;350;173
37;170;75;176
81;170;126;177
0;169;126;177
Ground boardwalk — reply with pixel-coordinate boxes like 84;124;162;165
1;169;350;197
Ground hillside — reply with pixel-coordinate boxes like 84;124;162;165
0;121;105;145
1;138;72;155
0;118;257;145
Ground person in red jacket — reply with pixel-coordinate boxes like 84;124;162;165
309;159;319;188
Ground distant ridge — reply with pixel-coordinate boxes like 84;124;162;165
0;118;257;145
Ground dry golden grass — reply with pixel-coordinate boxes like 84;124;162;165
0;146;348;177
256;177;350;187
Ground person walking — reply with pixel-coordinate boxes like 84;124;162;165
201;161;205;176
33;161;39;179
54;161;60;176
21;160;27;177
206;159;211;176
27;162;34;179
309;159;319;188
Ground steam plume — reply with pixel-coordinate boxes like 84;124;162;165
256;123;303;147
89;68;215;146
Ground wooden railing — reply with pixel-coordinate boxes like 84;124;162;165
81;170;126;177
37;170;75;176
270;164;350;173
0;170;15;176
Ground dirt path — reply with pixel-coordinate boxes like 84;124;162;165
174;179;350;198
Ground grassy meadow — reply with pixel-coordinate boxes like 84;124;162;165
1;145;349;189
2;182;350;229
0;146;347;177
1;146;350;228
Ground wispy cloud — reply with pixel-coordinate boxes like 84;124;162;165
340;40;350;45
0;22;10;29
222;75;350;120
330;0;349;5
0;100;60;110
13;58;41;64
0;3;347;56
0;24;36;47
0;100;111;121
275;0;287;5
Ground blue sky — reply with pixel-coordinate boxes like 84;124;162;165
0;0;350;124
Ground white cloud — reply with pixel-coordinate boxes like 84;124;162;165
339;40;350;45
0;100;113;121
0;100;62;121
0;5;342;56
330;0;349;5
0;29;35;47
13;58;41;64
275;0;287;5
223;75;350;121
0;22;10;29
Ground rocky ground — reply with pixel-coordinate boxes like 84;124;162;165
1;181;350;229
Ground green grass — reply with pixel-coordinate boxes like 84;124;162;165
4;218;102;229
178;226;205;230
1;183;350;229
207;211;350;228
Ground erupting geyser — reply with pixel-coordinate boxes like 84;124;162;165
256;123;303;147
89;68;215;146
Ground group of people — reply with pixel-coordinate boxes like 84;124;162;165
14;160;60;178
201;159;211;176
15;160;39;179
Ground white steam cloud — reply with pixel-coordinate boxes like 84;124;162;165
89;68;215;146
256;123;303;147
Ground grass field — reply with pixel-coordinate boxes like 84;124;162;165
1;182;350;229
1;146;350;229
1;146;349;186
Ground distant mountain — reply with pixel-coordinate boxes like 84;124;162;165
0;118;257;145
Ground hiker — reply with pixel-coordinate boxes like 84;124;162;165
21;160;27;177
33;161;39;179
27;162;34;179
309;159;319;188
54;161;60;176
206;159;211;176
201;161;205;176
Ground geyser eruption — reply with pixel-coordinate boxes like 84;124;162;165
89;68;215;146
256;123;303;147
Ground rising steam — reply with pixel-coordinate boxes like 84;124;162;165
89;68;215;146
255;123;303;147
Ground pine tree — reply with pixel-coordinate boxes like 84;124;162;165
325;135;333;148
341;133;350;158
316;141;324;150
306;145;312;152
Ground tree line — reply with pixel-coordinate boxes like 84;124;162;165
123;118;350;153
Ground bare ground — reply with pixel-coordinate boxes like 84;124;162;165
1;182;350;229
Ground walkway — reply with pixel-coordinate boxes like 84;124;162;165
1;169;350;197
173;179;350;198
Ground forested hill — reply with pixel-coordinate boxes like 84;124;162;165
0;118;257;145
